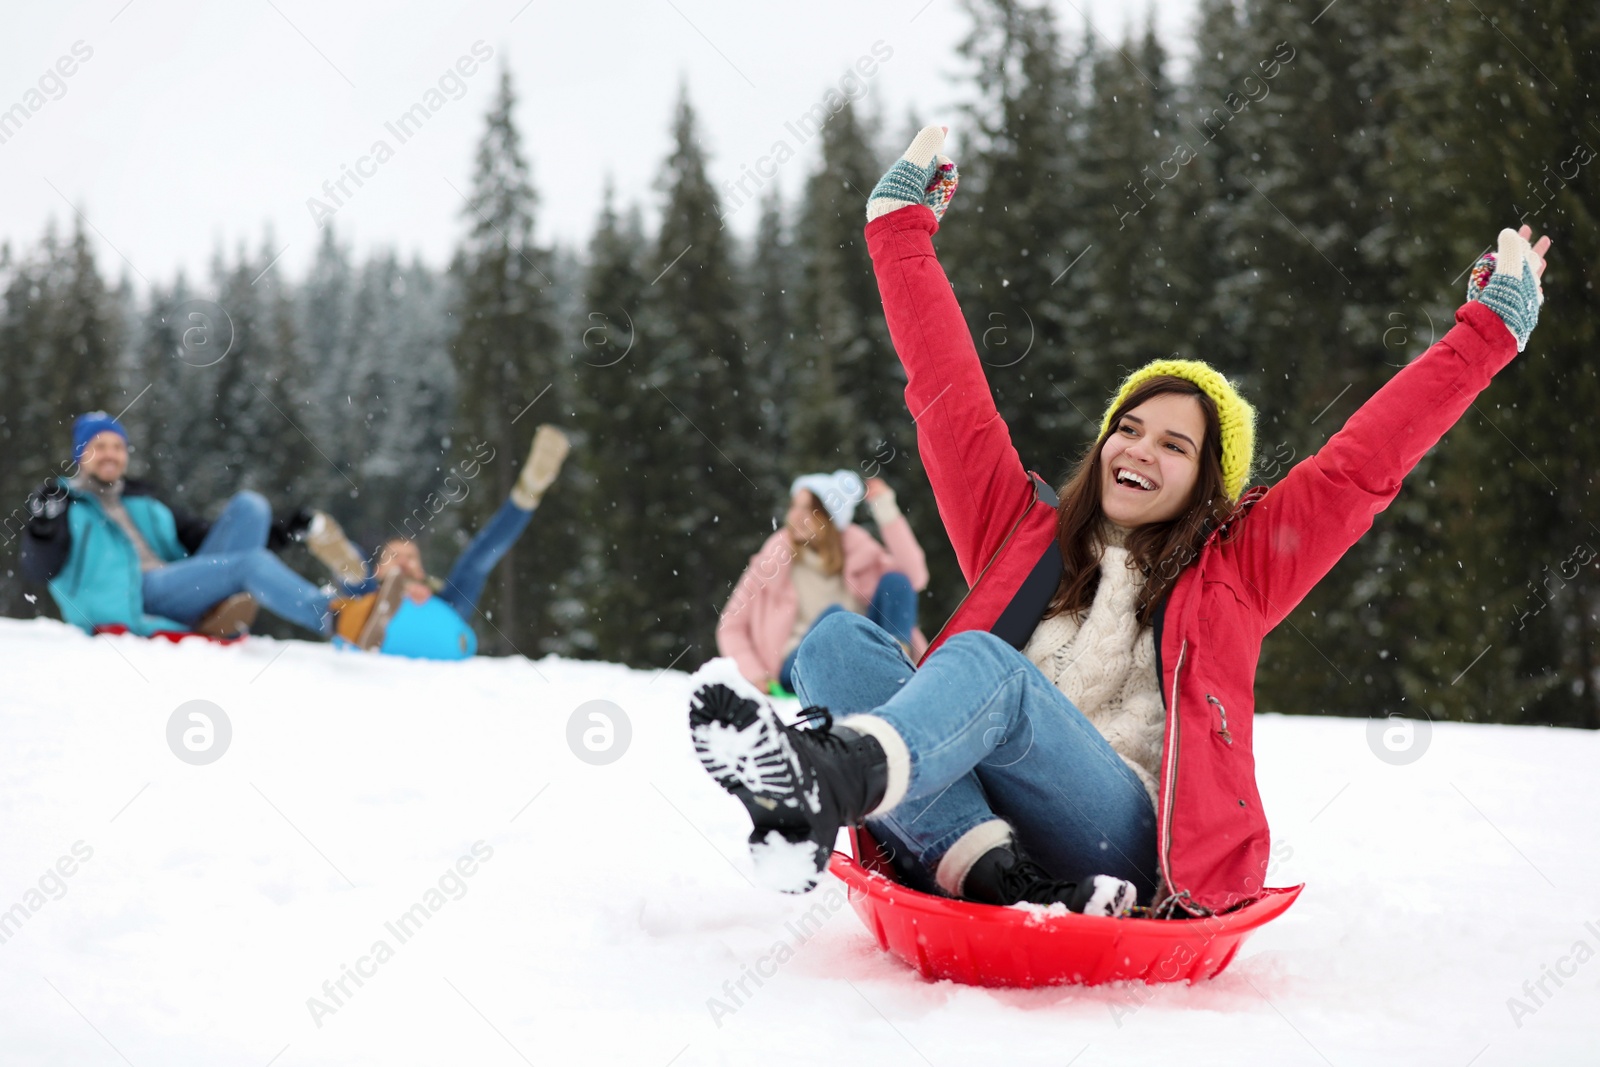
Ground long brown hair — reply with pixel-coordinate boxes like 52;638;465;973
789;490;844;576
1044;375;1237;627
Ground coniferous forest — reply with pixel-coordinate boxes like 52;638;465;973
3;0;1596;729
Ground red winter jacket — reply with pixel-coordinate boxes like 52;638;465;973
867;206;1519;915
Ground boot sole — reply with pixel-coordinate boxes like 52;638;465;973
196;593;258;638
688;684;825;893
1082;876;1139;918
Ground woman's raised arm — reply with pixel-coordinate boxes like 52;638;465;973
864;127;1036;585
1217;226;1551;633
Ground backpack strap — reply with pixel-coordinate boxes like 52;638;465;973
989;474;1065;651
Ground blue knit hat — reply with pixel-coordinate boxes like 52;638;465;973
72;411;128;465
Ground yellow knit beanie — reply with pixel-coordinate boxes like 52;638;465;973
1097;359;1257;502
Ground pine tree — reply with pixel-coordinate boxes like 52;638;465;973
1380;0;1600;728
788;91;965;632
949;0;1094;469
349;252;458;556
746;187;796;464
125;278;200;491
1074;25;1190;386
0;220;126;614
50;221;124;431
567;183;653;661
296;226;359;516
635;87;757;666
790;98;894;468
196;234;317;514
449;67;563;655
1151;3;1233;369
1188;0;1414;719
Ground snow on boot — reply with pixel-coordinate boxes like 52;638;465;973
196;592;257;638
510;424;571;510
962;844;1137;918
305;511;368;585
689;683;887;894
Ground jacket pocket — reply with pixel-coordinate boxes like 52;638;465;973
1206;692;1232;745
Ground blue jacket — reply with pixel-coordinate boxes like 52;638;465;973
22;479;198;634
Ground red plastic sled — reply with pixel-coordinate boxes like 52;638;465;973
830;828;1301;988
92;624;246;646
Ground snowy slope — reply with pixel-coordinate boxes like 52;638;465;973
0;616;1595;1067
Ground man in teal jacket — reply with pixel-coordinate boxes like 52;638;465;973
20;412;331;637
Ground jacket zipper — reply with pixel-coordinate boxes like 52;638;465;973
1208;693;1232;744
922;499;1038;655
1158;638;1207;918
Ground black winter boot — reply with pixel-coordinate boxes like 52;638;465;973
962;843;1137;918
689;683;888;893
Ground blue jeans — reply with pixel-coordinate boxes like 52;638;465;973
435;498;533;620
778;571;917;691
791;612;1160;902
143;491;332;635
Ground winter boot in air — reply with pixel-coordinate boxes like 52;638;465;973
196;592;257;638
357;571;408;651
305;511;368;586
962;842;1137;918
331;571;407;651
689;683;887;893
510;424;571;510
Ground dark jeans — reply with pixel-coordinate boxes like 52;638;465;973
777;571;916;692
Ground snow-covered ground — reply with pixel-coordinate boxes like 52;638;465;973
0;616;1595;1066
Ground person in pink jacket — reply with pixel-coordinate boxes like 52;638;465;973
717;469;929;695
690;125;1550;919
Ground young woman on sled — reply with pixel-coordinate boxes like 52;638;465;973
688;125;1551;919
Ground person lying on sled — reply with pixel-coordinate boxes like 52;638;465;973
21;411;327;639
688;125;1551;919
302;424;570;659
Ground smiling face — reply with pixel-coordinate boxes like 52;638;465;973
79;431;129;484
1099;392;1209;529
376;538;427;582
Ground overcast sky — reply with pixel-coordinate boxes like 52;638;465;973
1;1;1198;286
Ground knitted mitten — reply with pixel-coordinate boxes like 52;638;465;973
865;486;901;528
1466;228;1544;352
866;125;959;223
511;424;570;510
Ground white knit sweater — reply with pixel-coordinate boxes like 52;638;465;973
1020;524;1165;810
